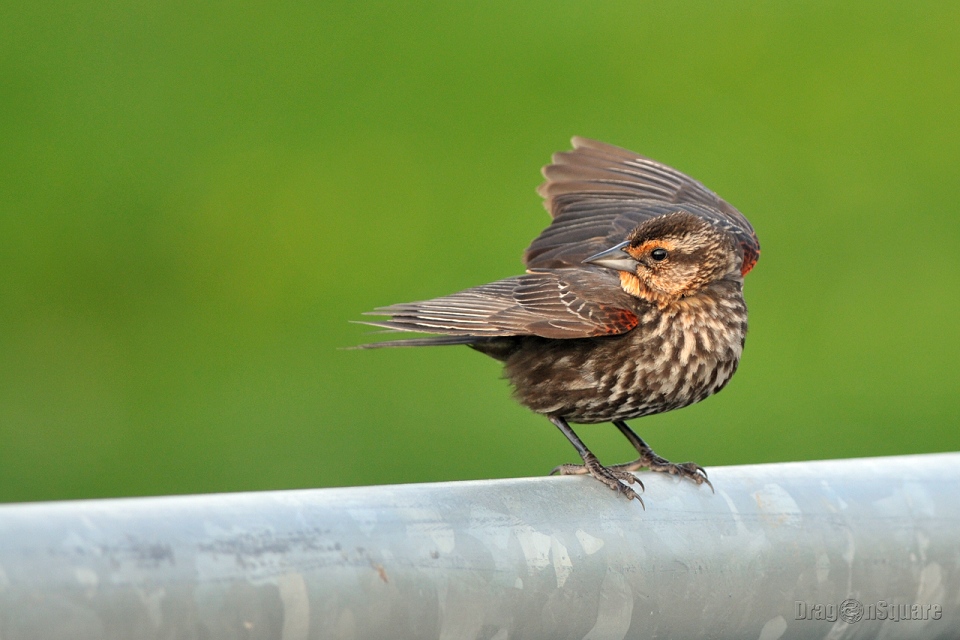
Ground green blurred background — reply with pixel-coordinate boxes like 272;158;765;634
2;2;958;503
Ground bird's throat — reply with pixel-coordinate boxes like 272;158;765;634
618;271;674;308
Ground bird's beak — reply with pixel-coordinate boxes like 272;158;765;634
582;241;640;272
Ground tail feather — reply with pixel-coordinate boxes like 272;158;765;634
349;335;481;349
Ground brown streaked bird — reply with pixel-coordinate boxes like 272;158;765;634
358;138;759;505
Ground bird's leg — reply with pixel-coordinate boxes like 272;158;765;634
610;420;713;492
548;416;644;504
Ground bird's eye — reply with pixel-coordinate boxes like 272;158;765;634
650;248;668;261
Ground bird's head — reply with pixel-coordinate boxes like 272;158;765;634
583;211;742;306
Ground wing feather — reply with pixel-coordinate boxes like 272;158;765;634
362;269;639;341
527;137;760;275
358;138;759;348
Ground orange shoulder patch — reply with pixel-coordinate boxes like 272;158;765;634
595;307;638;335
741;245;760;276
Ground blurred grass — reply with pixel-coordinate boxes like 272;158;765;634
1;2;958;502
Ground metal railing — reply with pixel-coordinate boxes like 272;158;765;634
0;453;958;639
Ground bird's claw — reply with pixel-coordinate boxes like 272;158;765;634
551;456;645;506
612;456;714;493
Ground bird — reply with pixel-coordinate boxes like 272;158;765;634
357;137;759;505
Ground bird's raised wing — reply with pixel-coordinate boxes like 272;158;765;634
361;269;639;341
525;137;760;275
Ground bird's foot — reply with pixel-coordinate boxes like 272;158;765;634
611;453;713;492
551;453;645;505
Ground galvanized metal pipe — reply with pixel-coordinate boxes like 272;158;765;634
0;453;958;639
